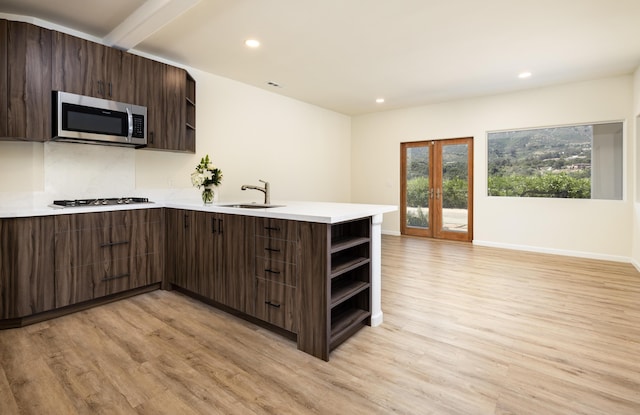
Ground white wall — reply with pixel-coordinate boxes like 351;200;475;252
134;67;352;204
631;66;640;269
352;76;634;260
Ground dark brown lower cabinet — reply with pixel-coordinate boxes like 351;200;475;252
0;216;55;319
54;209;164;308
0;208;372;361
166;209;255;314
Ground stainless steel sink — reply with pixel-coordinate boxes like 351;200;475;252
218;203;285;209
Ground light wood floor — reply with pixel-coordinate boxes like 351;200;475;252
2;235;640;414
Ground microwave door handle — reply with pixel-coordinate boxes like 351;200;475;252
126;107;133;141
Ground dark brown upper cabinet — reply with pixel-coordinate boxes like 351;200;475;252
133;56;193;152
52;31;133;103
1;18;195;150
2;20;52;141
0;20;7;138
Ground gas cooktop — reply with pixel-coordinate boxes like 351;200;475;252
52;197;152;208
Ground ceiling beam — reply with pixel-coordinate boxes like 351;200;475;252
103;0;200;50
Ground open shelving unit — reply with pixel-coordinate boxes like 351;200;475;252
185;73;196;152
328;217;371;352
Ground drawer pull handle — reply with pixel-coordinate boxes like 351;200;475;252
265;268;281;274
264;226;280;231
100;240;129;248
265;247;280;253
265;300;281;308
101;273;130;282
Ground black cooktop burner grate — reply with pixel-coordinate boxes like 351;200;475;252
53;197;151;207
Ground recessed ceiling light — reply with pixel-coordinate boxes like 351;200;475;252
245;39;260;48
376;98;385;103
518;71;532;79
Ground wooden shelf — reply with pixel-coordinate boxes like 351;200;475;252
186;122;195;130
331;281;369;308
330;256;370;279
185;97;195;106
330;236;369;254
330;308;370;350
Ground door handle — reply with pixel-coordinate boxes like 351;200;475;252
126;107;133;142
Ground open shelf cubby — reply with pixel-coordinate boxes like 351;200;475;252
327;217;372;353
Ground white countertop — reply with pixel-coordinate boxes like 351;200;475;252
0;200;396;223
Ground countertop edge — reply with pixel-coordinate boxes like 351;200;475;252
0;201;397;223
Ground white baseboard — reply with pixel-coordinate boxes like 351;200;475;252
371;311;383;327
473;240;630;263
382;230;401;236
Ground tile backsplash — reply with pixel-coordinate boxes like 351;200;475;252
0;141;202;210
44;141;136;199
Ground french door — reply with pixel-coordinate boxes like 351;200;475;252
400;137;473;242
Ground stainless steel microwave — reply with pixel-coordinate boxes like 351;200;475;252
52;91;147;148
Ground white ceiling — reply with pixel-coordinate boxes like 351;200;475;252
2;0;640;115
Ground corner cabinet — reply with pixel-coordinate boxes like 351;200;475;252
54;209;164;307
0;216;55;320
166;209;254;312
134;57;195;153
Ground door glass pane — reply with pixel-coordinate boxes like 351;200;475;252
441;143;468;232
405;145;429;229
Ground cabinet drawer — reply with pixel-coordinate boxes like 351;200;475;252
255;217;298;240
255;278;297;333
55;209;163;268
255;258;297;287
255;236;298;264
55;253;161;307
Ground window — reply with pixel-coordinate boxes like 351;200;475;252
487;122;623;200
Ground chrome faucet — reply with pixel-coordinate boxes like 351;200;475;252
241;179;270;204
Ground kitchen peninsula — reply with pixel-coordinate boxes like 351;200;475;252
0;200;395;361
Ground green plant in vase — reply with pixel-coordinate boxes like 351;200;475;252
191;154;223;205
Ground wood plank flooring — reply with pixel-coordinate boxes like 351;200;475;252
1;235;640;414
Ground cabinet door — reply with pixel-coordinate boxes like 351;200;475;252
186;211;214;295
54;212;111;306
104;46;132;102
165;209;185;287
128;209;164;289
217;214;255;314
0;20;7;137
163;65;188;151
52;31;132;101
52;31;100;97
132;55;163;147
6;21;52;141
0;217;55;319
166;209;209;294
